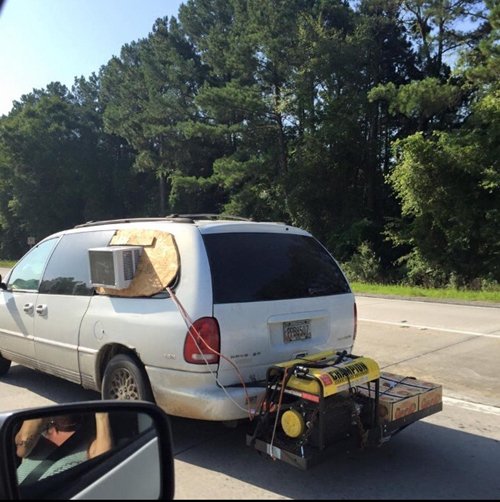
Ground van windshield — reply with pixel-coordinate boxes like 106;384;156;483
202;232;350;304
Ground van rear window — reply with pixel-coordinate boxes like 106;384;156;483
202;232;350;304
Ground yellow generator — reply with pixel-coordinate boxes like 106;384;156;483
247;350;442;469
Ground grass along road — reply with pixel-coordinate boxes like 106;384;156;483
351;281;499;305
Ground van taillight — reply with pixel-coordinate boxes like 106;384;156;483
353;302;358;343
184;317;221;365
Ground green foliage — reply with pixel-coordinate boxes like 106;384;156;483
0;85;86;246
0;79;145;256
341;241;382;283
386;110;499;284
378;2;498;287
369;78;462;122
168;174;223;214
396;247;449;288
401;0;485;77
0;0;495;290
100;19;216;214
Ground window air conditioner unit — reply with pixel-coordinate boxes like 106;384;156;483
88;246;143;289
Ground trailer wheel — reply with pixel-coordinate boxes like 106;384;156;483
102;354;154;402
0;354;11;376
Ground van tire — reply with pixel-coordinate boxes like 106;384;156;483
102;354;154;402
0;354;11;376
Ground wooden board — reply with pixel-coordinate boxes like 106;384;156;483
97;229;179;297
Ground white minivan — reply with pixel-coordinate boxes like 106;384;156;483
0;215;357;421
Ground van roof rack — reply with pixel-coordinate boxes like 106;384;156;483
74;214;252;228
166;213;252;222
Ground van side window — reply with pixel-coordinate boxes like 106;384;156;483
7;238;59;291
39;231;115;296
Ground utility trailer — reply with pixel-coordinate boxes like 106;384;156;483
247;350;442;469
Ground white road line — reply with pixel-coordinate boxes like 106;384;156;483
442;396;500;416
358;318;500;339
357;296;499;310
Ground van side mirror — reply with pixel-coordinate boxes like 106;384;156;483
0;401;175;500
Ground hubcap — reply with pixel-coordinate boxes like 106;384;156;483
108;368;139;400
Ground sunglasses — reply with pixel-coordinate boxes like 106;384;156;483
42;418;81;434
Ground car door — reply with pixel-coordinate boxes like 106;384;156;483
33;230;115;383
0;238;59;368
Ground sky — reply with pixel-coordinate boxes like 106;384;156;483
0;0;185;116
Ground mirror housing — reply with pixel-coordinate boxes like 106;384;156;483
0;401;175;500
0;274;6;290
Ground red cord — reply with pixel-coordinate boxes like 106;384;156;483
166;287;254;421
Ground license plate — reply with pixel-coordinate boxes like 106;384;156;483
283;319;311;343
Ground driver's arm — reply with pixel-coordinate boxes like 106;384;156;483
88;413;113;459
15;418;50;458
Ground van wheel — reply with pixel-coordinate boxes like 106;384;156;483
102;354;154;402
0;355;11;376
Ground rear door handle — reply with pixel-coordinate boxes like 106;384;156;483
35;304;47;315
23;303;34;313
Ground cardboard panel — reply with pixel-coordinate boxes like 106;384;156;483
97;229;179;297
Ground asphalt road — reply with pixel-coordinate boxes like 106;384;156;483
355;296;500;407
0;282;499;499
174;298;500;499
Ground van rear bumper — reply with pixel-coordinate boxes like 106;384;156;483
146;365;265;421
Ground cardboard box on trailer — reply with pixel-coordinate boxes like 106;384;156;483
357;372;442;423
380;372;443;412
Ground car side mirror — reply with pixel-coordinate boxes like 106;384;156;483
0;275;6;290
0;401;175;500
